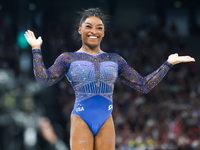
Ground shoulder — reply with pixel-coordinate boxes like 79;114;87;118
105;53;126;62
104;52;122;58
55;52;77;63
59;52;73;57
57;52;79;59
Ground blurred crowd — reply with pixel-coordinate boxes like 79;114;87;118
0;11;200;150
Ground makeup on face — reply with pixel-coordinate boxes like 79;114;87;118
79;16;105;43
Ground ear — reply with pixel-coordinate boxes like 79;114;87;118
78;26;82;34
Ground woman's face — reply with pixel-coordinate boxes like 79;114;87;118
79;16;105;48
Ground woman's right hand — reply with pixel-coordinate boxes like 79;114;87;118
24;30;43;50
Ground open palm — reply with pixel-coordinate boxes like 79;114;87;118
24;30;42;49
167;53;195;65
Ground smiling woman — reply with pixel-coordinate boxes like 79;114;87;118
78;16;105;52
24;7;195;150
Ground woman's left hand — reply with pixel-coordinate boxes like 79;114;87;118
167;53;195;65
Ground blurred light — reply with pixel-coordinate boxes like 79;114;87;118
17;31;29;49
0;70;10;83
4;92;16;109
26;82;45;95
24;127;37;146
0;5;2;10
0;69;16;89
29;3;36;11
20;53;31;72
174;1;182;8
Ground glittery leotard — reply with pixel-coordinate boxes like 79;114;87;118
32;49;172;135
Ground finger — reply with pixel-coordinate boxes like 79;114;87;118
29;30;35;39
178;56;195;62
186;57;195;62
24;33;29;40
24;31;31;38
24;34;32;42
179;56;195;59
27;30;34;39
31;31;36;39
28;30;36;39
38;36;43;43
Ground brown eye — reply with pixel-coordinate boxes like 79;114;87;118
98;27;103;30
86;25;92;28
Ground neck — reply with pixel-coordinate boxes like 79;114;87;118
78;44;103;55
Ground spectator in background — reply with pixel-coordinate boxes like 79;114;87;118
39;117;69;150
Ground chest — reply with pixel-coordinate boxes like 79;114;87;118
66;60;118;82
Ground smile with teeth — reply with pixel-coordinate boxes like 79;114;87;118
89;36;97;39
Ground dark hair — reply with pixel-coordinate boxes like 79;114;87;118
73;8;109;42
78;8;108;28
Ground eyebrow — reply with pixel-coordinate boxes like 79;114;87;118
85;22;103;26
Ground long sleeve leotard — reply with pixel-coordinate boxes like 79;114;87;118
32;49;172;135
33;49;172;95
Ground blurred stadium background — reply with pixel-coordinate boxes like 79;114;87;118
1;0;200;149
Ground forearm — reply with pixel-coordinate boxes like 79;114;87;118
120;61;173;93
32;49;68;86
32;49;49;84
136;61;173;93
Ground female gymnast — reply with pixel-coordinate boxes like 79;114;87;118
24;8;195;150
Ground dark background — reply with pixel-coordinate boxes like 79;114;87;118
1;0;200;150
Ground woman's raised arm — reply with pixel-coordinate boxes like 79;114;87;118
24;30;69;86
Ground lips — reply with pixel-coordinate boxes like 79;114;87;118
88;36;98;39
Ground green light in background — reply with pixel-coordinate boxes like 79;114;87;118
0;4;2;10
29;3;36;11
17;31;29;49
174;1;182;8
